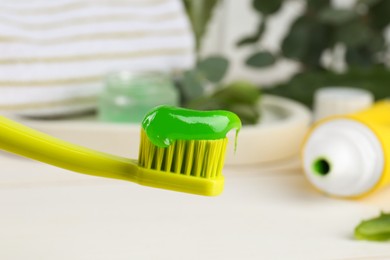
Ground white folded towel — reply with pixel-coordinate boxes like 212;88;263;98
0;0;194;116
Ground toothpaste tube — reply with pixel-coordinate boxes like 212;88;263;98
302;100;390;198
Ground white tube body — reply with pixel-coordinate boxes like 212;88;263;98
303;119;384;197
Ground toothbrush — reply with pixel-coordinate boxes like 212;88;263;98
0;106;241;196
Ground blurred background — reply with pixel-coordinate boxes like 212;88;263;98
184;0;389;119
0;0;389;124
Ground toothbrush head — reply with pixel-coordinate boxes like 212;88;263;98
135;105;241;196
138;129;227;196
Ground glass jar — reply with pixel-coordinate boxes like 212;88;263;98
98;71;179;123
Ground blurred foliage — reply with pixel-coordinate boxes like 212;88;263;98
187;81;261;125
175;61;262;125
182;0;219;52
179;1;262;125
246;51;276;68
238;0;390;106
175;57;261;125
265;68;390;107
252;0;282;15
354;211;390;241
197;56;229;83
174;56;229;104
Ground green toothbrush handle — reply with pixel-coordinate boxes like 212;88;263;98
0;116;139;181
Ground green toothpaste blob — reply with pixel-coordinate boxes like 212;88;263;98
355;212;390;241
142;105;242;148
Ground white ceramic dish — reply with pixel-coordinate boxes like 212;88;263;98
17;95;311;165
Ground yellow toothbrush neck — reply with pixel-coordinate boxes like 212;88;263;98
0;116;139;181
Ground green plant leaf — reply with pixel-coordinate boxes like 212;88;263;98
345;47;375;68
185;96;223;111
358;0;381;7
282;15;331;69
226;104;260;125
367;0;390;30
175;70;205;104
281;17;310;60
307;0;331;11
304;25;332;68
245;51;276;68
183;0;220;51
213;81;261;105
319;8;356;25
236;35;260;48
335;20;372;48
355;212;390;241
368;35;386;53
252;0;282;15
236;21;266;47
197;56;229;83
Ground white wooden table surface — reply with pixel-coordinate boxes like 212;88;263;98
1;150;390;260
